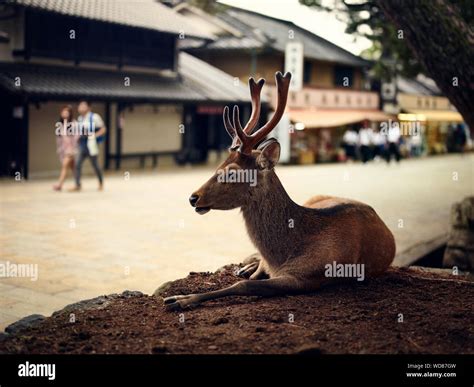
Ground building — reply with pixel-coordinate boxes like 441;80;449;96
383;75;466;155
175;3;391;164
0;0;264;178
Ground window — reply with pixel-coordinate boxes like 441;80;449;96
334;66;354;87
25;10;175;70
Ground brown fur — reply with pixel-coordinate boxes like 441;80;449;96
163;72;395;310
163;151;395;310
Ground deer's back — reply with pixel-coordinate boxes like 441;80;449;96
299;195;396;276
304;194;364;209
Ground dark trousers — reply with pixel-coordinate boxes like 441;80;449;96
385;142;401;163
344;144;357;160
75;146;103;187
360;145;371;163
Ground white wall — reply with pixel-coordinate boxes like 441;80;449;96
121;104;182;154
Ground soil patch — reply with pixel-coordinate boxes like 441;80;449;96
0;266;472;354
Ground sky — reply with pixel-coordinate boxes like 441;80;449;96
219;0;372;55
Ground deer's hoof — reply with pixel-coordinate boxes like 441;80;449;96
164;300;183;311
163;295;196;311
237;261;259;278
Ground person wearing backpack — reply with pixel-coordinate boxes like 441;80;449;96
70;100;106;192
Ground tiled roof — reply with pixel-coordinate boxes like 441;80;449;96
184;6;368;67
179;52;265;103
0;53;258;103
7;0;213;40
397;76;441;96
0;62;204;102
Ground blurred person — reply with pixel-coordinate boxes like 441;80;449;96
53;105;78;191
446;123;457;152
410;132;423;157
70;101;106;192
358;121;373;163
385;124;401;163
454;123;467;153
342;127;358;162
371;128;386;161
465;125;472;150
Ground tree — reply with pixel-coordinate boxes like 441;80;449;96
301;0;474;129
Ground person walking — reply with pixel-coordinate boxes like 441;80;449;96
371;128;386;162
53;105;78;191
410;131;423;157
342;127;359;162
454;123;467;153
385;124;401;163
69;101;106;191
358;121;373;163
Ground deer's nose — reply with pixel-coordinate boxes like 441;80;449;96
189;194;199;207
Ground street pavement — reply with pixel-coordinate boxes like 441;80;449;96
0;154;473;329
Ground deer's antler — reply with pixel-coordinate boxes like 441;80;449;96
223;77;266;150
223;72;291;154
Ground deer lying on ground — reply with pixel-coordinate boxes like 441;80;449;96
163;72;395;310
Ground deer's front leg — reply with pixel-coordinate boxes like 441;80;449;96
163;276;310;311
237;261;259;278
237;253;268;279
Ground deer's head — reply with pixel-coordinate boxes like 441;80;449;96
189;71;291;214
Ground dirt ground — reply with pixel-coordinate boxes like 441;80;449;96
0;266;472;354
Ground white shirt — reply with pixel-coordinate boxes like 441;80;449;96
78;112;104;136
343;130;359;145
359;128;373;146
387;126;401;143
372;132;385;146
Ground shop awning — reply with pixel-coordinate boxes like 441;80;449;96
287;109;394;129
403;109;464;122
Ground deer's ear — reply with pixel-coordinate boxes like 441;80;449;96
256;140;280;170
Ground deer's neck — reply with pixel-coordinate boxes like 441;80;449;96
241;170;306;267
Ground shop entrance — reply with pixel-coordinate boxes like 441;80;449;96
0;98;28;178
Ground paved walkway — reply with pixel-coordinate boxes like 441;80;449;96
0;154;473;329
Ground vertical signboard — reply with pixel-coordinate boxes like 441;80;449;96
285;42;304;92
273;113;291;164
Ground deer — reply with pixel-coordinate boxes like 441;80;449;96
163;71;396;310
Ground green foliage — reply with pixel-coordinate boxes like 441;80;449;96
300;0;473;80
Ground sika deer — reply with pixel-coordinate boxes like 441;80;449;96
163;72;395;310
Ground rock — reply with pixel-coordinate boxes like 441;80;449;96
52;296;110;316
121;290;143;298
443;197;474;271
51;293;140;317
5;314;45;334
153;281;175;297
450;197;474;229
